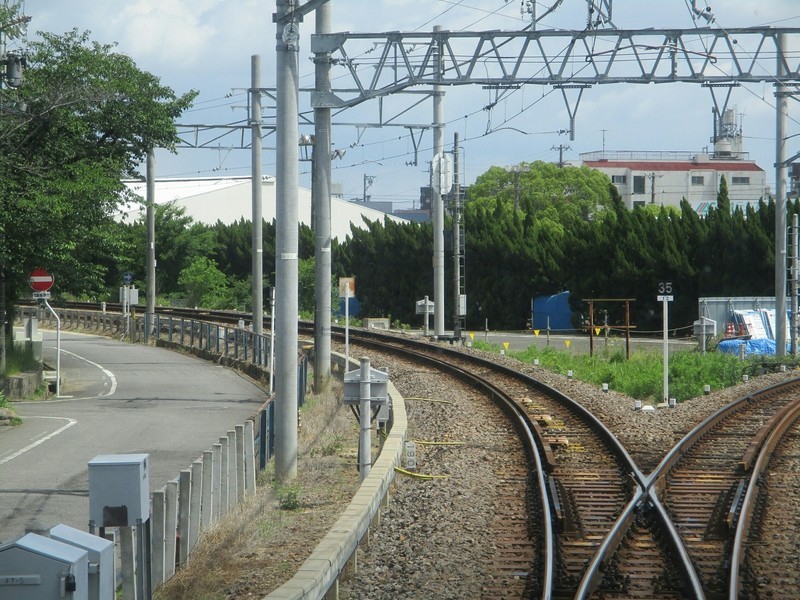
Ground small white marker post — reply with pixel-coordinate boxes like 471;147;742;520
658;281;674;404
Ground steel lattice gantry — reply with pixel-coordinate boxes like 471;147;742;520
311;27;800;108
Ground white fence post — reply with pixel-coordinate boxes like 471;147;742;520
201;450;214;529
189;460;203;552
120;526;136;600
227;430;237;507
178;469;191;567
164;479;179;578
212;443;222;524
151;489;166;590
219;436;229;516
235;424;245;503
244;420;256;496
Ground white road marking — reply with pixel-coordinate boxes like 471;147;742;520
52;348;118;397
0;417;77;464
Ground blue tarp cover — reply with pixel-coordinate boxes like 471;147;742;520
718;338;790;356
533;291;573;331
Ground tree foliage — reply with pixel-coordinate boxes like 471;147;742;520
0;29;195;302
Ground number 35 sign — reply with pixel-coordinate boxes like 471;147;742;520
657;281;674;302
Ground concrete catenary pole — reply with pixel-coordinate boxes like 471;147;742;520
793;212;798;356
432;25;445;338
776;32;788;357
275;1;300;481
313;2;332;390
251;55;264;338
452;132;461;337
146;149;156;325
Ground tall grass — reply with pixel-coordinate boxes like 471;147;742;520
474;340;797;402
2;338;40;377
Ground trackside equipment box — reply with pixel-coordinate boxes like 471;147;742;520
50;524;114;600
88;454;150;527
0;532;89;600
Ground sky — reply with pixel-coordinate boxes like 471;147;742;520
15;1;800;210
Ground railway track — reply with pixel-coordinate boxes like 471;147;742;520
33;302;800;598
328;326;702;598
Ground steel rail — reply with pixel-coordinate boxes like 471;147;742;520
337;330;554;598
728;395;800;599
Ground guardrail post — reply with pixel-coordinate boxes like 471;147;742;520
243;332;249;362
235;424;245;503
259;408;268;470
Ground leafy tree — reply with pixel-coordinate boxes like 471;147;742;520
178;257;229;309
0;28;195;373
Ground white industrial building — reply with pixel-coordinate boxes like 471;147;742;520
581;109;769;214
122;176;407;239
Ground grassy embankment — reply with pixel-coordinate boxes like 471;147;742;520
471;340;799;403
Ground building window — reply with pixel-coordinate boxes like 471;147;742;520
731;176;750;185
611;175;626;184
633;200;645;208
633;175;645;194
691;175;704;185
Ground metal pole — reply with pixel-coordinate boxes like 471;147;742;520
313;2;332;390
146;149;156;333
793;213;799;356
269;286;275;396
776;32;789;356
358;356;372;482
274;0;300;481
345;282;350;366
432;24;445;339
43;299;61;398
663;298;669;402
251;55;264;338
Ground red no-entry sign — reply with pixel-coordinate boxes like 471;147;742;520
29;267;54;292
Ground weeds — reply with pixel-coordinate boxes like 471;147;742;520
274;483;302;511
482;340;800;403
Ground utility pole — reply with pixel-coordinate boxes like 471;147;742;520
649;172;660;204
776;31;789;356
432;25;445;339
146;149;155;333
251;55;264;339
362;174;375;202
452;132;465;339
313;0;332;391
274;0;300;482
551;144;571;167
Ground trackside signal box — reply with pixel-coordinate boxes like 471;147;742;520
0;532;89;600
88;454;150;528
49;525;114;600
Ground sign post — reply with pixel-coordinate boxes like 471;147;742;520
29;268;61;398
657;282;674;405
339;277;355;366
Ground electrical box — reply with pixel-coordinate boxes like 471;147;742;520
0;532;89;600
49;525;114;600
693;317;717;337
343;367;389;406
88;454;150;527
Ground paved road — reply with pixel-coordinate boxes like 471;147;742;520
0;331;265;543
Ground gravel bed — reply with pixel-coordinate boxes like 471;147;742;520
157;335;800;599
340;340;800;599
